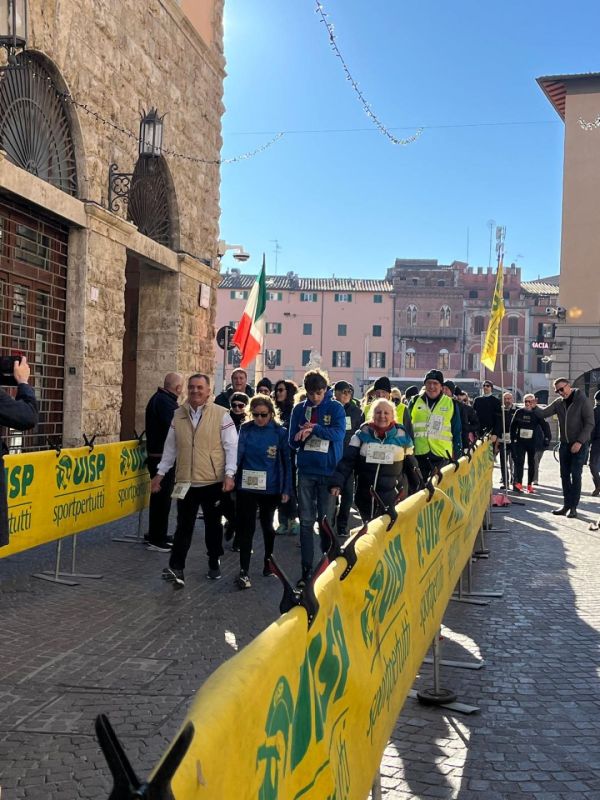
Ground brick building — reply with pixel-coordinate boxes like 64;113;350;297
215;262;559;397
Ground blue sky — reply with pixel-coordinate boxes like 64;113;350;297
219;1;600;282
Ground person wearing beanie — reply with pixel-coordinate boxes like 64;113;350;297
403;385;419;405
408;369;462;479
256;377;273;396
442;380;471;451
363;377;414;436
589;389;600;496
473;380;501;439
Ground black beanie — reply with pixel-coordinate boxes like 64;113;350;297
373;376;392;393
404;385;419;400
424;369;444;384
443;379;456;393
256;377;273;391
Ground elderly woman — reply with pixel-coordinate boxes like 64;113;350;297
329;398;422;523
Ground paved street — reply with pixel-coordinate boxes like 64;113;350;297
1;454;600;799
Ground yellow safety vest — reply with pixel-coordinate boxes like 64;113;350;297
411;394;454;457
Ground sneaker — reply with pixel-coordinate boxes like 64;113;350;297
526;485;534;494
289;521;300;536
147;542;172;552
207;563;222;580
567;508;578;519
275;523;288;535
513;483;523;493
592;488;600;497
162;567;184;588
235;571;251;590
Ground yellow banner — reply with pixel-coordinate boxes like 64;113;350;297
481;260;506;371
150;441;494;799
2;440;149;558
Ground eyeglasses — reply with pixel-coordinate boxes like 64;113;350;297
252;411;270;418
231;403;246;409
483;384;492;389
555;386;567;394
276;387;286;393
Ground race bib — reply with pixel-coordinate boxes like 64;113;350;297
502;433;511;443
241;469;267;490
428;414;444;434
304;437;330;453
345;416;352;430
171;481;191;500
365;444;394;464
519;429;533;440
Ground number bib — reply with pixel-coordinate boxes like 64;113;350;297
519;429;533;440
241;469;267;490
171;481;191;500
428;414;444;434
365;444;394;464
502;433;511;444
345;416;352;431
304;436;330;453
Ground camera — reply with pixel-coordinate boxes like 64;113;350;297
545;305;566;319
0;354;23;386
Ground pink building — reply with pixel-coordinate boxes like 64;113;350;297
215;271;393;388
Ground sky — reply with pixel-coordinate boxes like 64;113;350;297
218;0;600;282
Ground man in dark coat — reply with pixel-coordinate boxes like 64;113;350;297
473;380;501;440
1;356;38;547
145;373;183;551
214;367;255;409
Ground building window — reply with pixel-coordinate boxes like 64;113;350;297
469;290;478;299
406;305;418;327
303;323;312;335
300;292;318;302
334;293;353;303
467;352;480;371
473;315;485;335
438;349;450;370
302;349;311;366
440;305;451;327
267;291;283;301
507;316;518;336
373;294;383;303
372;324;382;337
369;352;386;369
503;290;510;300
265;348;281;368
437;280;445;287
338;324;347;336
405;348;416;370
412;278;418;286
266;322;282;334
333;351;351;368
230;290;248;300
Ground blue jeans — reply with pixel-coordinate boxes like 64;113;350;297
558;442;589;510
297;473;336;571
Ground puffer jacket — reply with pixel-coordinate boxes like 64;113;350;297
288;388;346;476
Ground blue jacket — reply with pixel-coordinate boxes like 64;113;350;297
236;420;292;496
289;389;346;476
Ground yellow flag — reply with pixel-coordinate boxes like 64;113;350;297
481;261;506;370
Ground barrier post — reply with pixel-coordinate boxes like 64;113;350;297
371;772;383;800
33;539;78;586
412;629;480;714
112;506;146;545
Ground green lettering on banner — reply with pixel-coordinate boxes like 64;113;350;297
9;505;32;534
415;500;443;568
361;535;407;648
257;677;295;800
119;444;147;477
55;453;106;492
5;463;35;499
447;533;460;577
445;485;464;530
419;561;445;633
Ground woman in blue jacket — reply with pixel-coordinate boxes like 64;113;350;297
235;395;292;589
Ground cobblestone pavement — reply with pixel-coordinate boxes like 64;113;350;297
1;454;599;799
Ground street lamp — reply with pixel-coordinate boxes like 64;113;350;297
139;108;164;157
217;240;250;263
0;0;27;64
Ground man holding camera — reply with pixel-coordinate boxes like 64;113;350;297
1;356;38;546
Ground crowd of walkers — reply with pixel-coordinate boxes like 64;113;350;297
144;366;599;590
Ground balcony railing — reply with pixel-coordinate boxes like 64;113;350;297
397;326;462;339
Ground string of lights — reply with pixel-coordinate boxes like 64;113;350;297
2;60;285;165
578;115;600;130
314;1;423;147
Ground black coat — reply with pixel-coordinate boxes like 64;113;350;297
473;394;502;436
144;387;179;455
1;384;38;546
214;384;255;409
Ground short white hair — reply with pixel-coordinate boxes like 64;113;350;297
369;397;395;420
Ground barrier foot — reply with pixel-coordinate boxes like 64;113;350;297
96;713;194;800
465;551;503;598
409;689;479;714
112;508;146;544
451;574;490;606
423;655;485;670
416;630;458;706
371;771;383;800
32;540;79;587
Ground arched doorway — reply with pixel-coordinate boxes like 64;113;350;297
573;367;600;399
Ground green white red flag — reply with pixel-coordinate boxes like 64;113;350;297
231;256;267;368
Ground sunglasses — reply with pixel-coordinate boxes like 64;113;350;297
483;384;492;389
231;403;246;409
276;387;286;393
252;411;270;418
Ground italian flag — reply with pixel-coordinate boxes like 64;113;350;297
231;256;267;368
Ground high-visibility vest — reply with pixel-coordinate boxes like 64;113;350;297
410;394;454;457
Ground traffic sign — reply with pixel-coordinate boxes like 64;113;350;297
216;325;237;351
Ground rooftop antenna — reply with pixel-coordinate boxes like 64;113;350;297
270;239;282;275
487;219;495;268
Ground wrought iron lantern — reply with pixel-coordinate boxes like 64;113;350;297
139;108;164;157
108;107;165;213
0;0;27;63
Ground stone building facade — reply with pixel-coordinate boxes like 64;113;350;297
0;0;225;447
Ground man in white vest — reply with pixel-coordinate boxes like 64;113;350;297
150;373;238;587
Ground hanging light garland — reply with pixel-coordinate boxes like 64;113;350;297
578;115;600;130
0;60;284;165
314;1;422;146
